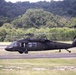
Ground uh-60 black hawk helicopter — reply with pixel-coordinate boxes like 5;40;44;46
5;33;76;54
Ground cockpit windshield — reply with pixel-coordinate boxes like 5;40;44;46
9;41;17;48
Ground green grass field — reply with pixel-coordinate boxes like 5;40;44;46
0;42;76;75
0;59;76;75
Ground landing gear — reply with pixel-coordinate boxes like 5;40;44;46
59;49;61;52
18;48;28;54
66;49;71;53
25;51;28;54
18;51;23;54
18;50;28;54
25;49;28;54
59;49;71;53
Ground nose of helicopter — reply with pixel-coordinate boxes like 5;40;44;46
5;45;14;51
5;46;12;51
5;41;18;51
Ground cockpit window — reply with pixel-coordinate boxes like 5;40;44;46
10;41;17;47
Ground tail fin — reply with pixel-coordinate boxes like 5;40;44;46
72;36;76;47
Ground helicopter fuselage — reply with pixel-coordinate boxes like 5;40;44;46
5;38;74;54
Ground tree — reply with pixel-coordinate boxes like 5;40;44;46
12;9;64;28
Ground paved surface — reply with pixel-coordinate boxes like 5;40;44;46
0;45;7;49
0;53;76;59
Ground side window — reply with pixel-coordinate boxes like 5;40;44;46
32;42;37;47
19;43;25;47
28;43;32;47
28;42;37;47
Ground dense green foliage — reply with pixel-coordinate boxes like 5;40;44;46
0;0;76;26
0;25;76;41
0;0;76;41
11;9;76;28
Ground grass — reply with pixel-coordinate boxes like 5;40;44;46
0;59;76;75
0;70;76;75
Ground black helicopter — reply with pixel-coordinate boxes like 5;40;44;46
5;34;76;54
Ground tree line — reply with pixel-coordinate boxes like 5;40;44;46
0;0;76;41
0;9;76;41
0;26;76;41
0;0;76;26
11;9;76;28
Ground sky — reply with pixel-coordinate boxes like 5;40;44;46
5;0;63;3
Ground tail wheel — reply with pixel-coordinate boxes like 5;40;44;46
66;49;71;53
18;51;23;54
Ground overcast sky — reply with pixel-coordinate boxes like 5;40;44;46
5;0;63;3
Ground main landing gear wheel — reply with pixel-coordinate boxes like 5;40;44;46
18;51;23;54
25;49;28;54
25;51;28;54
59;49;61;52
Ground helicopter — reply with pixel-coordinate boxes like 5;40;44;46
5;34;76;54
